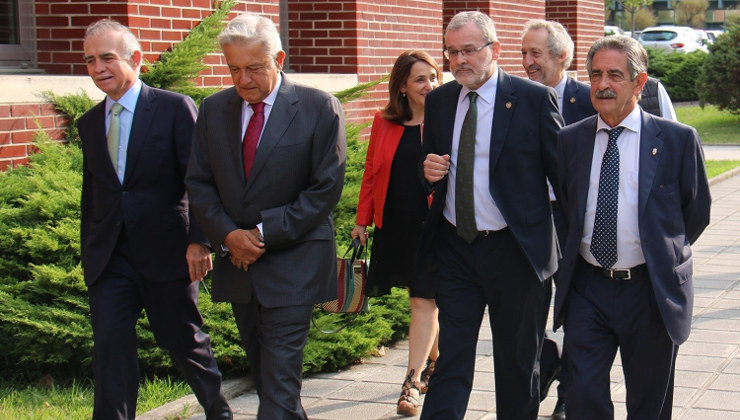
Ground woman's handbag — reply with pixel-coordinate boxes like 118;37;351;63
317;237;370;313
313;238;370;334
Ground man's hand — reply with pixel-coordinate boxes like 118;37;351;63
223;228;265;271
351;224;369;246
423;153;450;183
186;243;213;282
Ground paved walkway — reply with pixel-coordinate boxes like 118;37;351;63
151;167;740;420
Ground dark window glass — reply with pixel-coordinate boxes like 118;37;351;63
0;0;19;44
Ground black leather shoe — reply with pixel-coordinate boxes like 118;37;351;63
551;398;566;420
205;395;233;420
540;364;562;401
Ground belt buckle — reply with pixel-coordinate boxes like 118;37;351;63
610;269;631;280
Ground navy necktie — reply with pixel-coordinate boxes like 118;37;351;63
455;91;478;243
590;126;624;269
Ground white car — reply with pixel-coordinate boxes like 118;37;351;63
605;25;624;36
706;29;726;43
639;26;708;53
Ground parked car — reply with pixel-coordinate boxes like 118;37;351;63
605;25;625;36
694;29;712;46
639;26;708;53
706;29;726;43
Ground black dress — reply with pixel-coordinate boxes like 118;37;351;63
366;125;433;299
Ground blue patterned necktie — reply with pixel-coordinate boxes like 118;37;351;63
590;126;624;269
456;91;478;243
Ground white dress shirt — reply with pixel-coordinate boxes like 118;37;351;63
105;79;142;183
580;106;645;269
443;68;507;231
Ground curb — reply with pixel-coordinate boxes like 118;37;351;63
136;377;254;420
708;165;740;186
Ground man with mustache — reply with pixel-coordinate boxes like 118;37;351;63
419;11;563;419
554;35;711;419
521;20;598;420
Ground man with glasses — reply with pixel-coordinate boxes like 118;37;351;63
185;13;346;418
418;11;563;419
554;35;710;419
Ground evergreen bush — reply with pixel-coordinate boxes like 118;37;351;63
697;15;740;114
647;47;706;101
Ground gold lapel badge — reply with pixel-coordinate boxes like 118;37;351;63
651;148;658;156
569;97;576;103
505;102;512;109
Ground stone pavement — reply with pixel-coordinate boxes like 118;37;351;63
154;167;740;420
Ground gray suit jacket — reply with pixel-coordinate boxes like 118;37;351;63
555;111;711;344
185;75;347;307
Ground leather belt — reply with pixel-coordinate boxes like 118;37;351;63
580;256;647;280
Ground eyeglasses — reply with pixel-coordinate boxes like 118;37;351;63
443;42;494;60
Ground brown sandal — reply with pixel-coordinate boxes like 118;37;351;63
397;370;422;417
419;358;436;394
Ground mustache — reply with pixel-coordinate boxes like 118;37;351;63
595;89;617;99
526;65;540;72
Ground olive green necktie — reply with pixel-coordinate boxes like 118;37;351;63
107;102;124;171
455;91;478;243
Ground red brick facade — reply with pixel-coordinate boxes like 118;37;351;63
1;0;603;169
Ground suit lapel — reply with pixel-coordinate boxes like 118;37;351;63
226;89;245;184
562;77;577;124
246;76;298;191
638;111;663;214
438;83;461;155
89;101;120;182
123;84;155;186
490;69;515;171
576;117;598;231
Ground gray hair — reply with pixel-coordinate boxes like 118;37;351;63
217;13;283;57
523;19;574;70
446;11;498;44
586;35;648;80
85;19;142;62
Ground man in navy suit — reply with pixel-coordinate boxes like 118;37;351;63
521;19;598;419
78;19;230;419
419;11;562;419
555;35;711;419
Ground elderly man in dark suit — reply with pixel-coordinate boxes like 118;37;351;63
78;19;230;420
418;11;563;419
521;18;598;420
555;35;711;419
185;13;346;419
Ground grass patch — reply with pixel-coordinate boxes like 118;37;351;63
676;105;740;144
706;160;740;178
0;376;191;420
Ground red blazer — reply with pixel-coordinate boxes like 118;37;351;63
355;112;406;229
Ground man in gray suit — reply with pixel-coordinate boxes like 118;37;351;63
185;13;346;419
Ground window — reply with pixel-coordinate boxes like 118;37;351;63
0;0;36;71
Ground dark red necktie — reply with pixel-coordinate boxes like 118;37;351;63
242;102;265;180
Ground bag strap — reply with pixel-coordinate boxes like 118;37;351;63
311;312;360;334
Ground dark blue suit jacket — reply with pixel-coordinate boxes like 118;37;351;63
417;69;564;282
561;76;596;125
555;110;711;345
79;83;206;286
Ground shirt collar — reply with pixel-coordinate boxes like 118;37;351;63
460;67;498;106
106;78;142;114
596;105;641;134
553;74;567;100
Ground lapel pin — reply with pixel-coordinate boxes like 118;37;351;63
651;148;658;156
505;102;512;109
570;97;576;103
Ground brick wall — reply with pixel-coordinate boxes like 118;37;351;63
0;103;68;170
547;0;605;81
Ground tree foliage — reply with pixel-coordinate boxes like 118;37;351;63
697;15;740;114
674;0;709;28
625;7;657;31
618;0;654;36
647;47;707;101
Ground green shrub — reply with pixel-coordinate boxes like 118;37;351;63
647;47;707;101
697;15;740;114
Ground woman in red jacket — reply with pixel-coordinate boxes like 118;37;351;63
351;50;441;417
